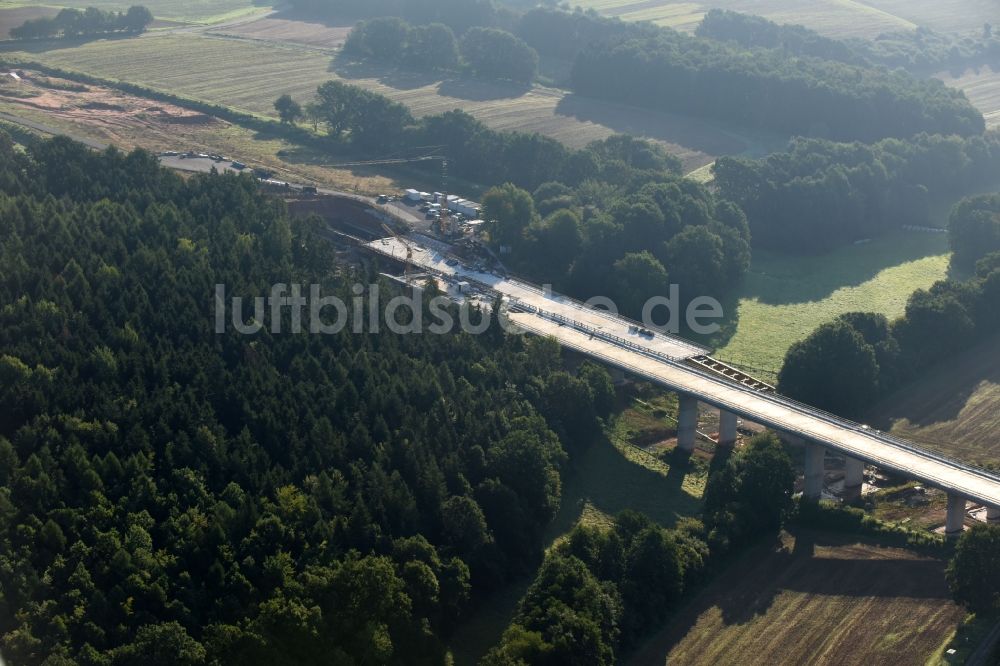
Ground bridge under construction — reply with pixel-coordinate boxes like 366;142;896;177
364;234;1000;535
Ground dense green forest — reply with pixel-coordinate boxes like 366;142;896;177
714;132;1000;253
697;10;1000;74
569;29;982;142
480;172;751;316
0;133;625;663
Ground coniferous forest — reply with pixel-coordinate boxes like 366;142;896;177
0;134;620;663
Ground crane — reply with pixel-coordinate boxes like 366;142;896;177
381;222;414;277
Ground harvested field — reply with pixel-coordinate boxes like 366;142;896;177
873;335;1000;468
570;0;914;38
211;12;353;49
629;530;964;666
936;65;1000;129
13;33;776;172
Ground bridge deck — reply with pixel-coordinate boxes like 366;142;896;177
368;236;706;359
510;314;1000;508
365;235;1000;508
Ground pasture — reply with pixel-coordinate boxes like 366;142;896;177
628;530;964;666
710;232;950;375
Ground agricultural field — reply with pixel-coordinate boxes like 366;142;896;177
710;231;951;376
936;65;1000;129
5;32;776;172
210;10;353;49
873;336;1000;468
0;0;271;24
628;530;964;666
568;0;914;38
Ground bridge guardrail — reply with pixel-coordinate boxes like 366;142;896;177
367;238;1000;493
516;305;1000;488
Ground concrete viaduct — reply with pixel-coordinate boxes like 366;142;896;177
366;235;1000;536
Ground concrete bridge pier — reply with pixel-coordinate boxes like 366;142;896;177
610;367;626;385
844;456;865;490
718;410;738;447
946;493;968;537
987;506;1000;523
803;442;826;501
677;394;698;453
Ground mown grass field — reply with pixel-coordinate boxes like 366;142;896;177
711;232;951;375
628;529;964;666
873;335;1000;468
0;0;270;24
6;32;773;171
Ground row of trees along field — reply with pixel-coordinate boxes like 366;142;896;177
10;6;153;40
280;80;681;189
344;17;538;83
697;10;1000;74
0;132;624;663
484;434;795;664
778;247;1000;419
713;132;1000;253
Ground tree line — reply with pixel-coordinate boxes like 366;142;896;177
344;17;538;84
0;132;622;663
484;433;795;664
778;248;1000;420
714;132;1000;253
697;10;1000;75
10;6;153;40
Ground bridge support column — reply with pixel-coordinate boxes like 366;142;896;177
610;368;626;385
803;443;825;501
946;494;967;537
987;506;1000;524
718;410;738;447
844;457;865;490
677;394;698;453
